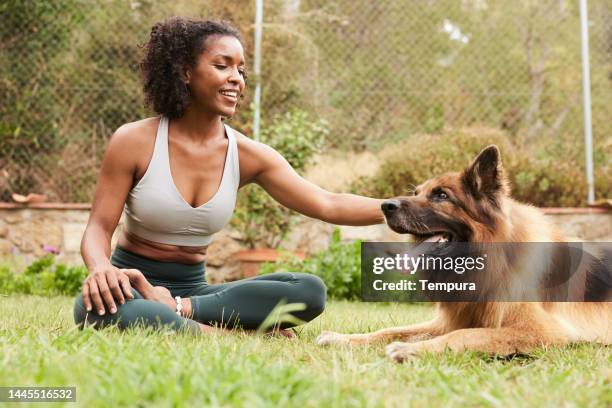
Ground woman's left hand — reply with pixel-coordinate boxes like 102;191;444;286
121;269;176;311
149;286;176;311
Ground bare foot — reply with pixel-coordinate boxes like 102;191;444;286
197;322;231;335
265;328;297;339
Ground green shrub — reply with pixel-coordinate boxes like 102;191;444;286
350;127;611;207
261;109;328;170
52;263;89;295
232;184;293;249
0;256;87;296
0;265;16;294
24;255;55;276
259;229;362;300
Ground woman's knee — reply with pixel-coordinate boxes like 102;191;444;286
72;288;145;329
73;292;118;329
292;273;327;317
73;293;88;327
73;291;198;334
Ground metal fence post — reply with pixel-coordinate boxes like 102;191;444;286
253;0;264;141
579;0;595;205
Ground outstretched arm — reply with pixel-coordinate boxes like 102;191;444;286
250;142;385;226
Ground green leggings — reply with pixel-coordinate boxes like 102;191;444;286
73;247;327;334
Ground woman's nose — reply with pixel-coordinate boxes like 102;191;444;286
229;67;244;85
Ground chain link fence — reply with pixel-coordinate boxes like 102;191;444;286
290;0;611;151
1;0;610;203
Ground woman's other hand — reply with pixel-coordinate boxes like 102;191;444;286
150;286;177;311
122;269;177;312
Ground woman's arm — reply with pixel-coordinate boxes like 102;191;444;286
245;141;385;225
80;123;145;314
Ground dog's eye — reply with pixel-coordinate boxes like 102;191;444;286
432;190;449;200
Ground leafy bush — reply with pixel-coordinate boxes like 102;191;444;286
261;109;328;170
0;265;16;294
0;256;87;296
232;109;328;248
259;229;362;300
350;127;611;207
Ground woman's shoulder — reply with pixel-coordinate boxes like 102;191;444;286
229;125;275;158
228;125;283;182
112;117;160;145
105;117;160;159
106;117;160;164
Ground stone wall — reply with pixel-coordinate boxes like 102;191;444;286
0;203;610;282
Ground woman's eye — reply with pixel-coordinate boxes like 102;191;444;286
214;64;227;70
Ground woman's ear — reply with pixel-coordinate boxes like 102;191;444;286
183;65;192;85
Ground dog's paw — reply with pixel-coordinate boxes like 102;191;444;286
385;342;419;363
315;331;351;346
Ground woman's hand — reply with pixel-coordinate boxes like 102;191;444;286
122;269;177;312
82;264;135;315
149;286;177;311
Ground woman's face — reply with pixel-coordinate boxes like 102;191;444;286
186;35;246;118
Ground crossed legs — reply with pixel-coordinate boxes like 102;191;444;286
74;272;326;334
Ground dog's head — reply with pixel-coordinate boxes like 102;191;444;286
382;145;510;243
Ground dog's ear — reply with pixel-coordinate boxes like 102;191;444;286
462;145;508;200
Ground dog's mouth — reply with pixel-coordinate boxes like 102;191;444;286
386;219;457;243
409;230;454;244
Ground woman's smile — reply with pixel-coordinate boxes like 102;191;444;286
219;88;240;103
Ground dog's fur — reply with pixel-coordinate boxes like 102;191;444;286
316;146;611;361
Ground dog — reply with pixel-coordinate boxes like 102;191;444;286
316;145;611;362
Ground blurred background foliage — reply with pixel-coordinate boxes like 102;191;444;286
0;255;88;296
350;126;610;207
1;0;610;216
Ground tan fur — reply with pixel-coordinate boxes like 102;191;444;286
316;148;611;362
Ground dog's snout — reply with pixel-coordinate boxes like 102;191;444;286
381;199;401;214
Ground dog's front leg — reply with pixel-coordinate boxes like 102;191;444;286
316;320;444;346
385;327;566;362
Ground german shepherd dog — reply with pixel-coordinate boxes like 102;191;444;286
316;146;611;362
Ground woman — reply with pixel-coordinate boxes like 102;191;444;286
73;17;384;335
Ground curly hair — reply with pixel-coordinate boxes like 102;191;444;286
140;17;242;118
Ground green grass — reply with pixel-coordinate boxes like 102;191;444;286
1;296;610;407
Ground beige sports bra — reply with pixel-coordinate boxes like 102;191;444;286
123;116;240;246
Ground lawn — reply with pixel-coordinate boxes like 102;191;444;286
1;296;610;407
